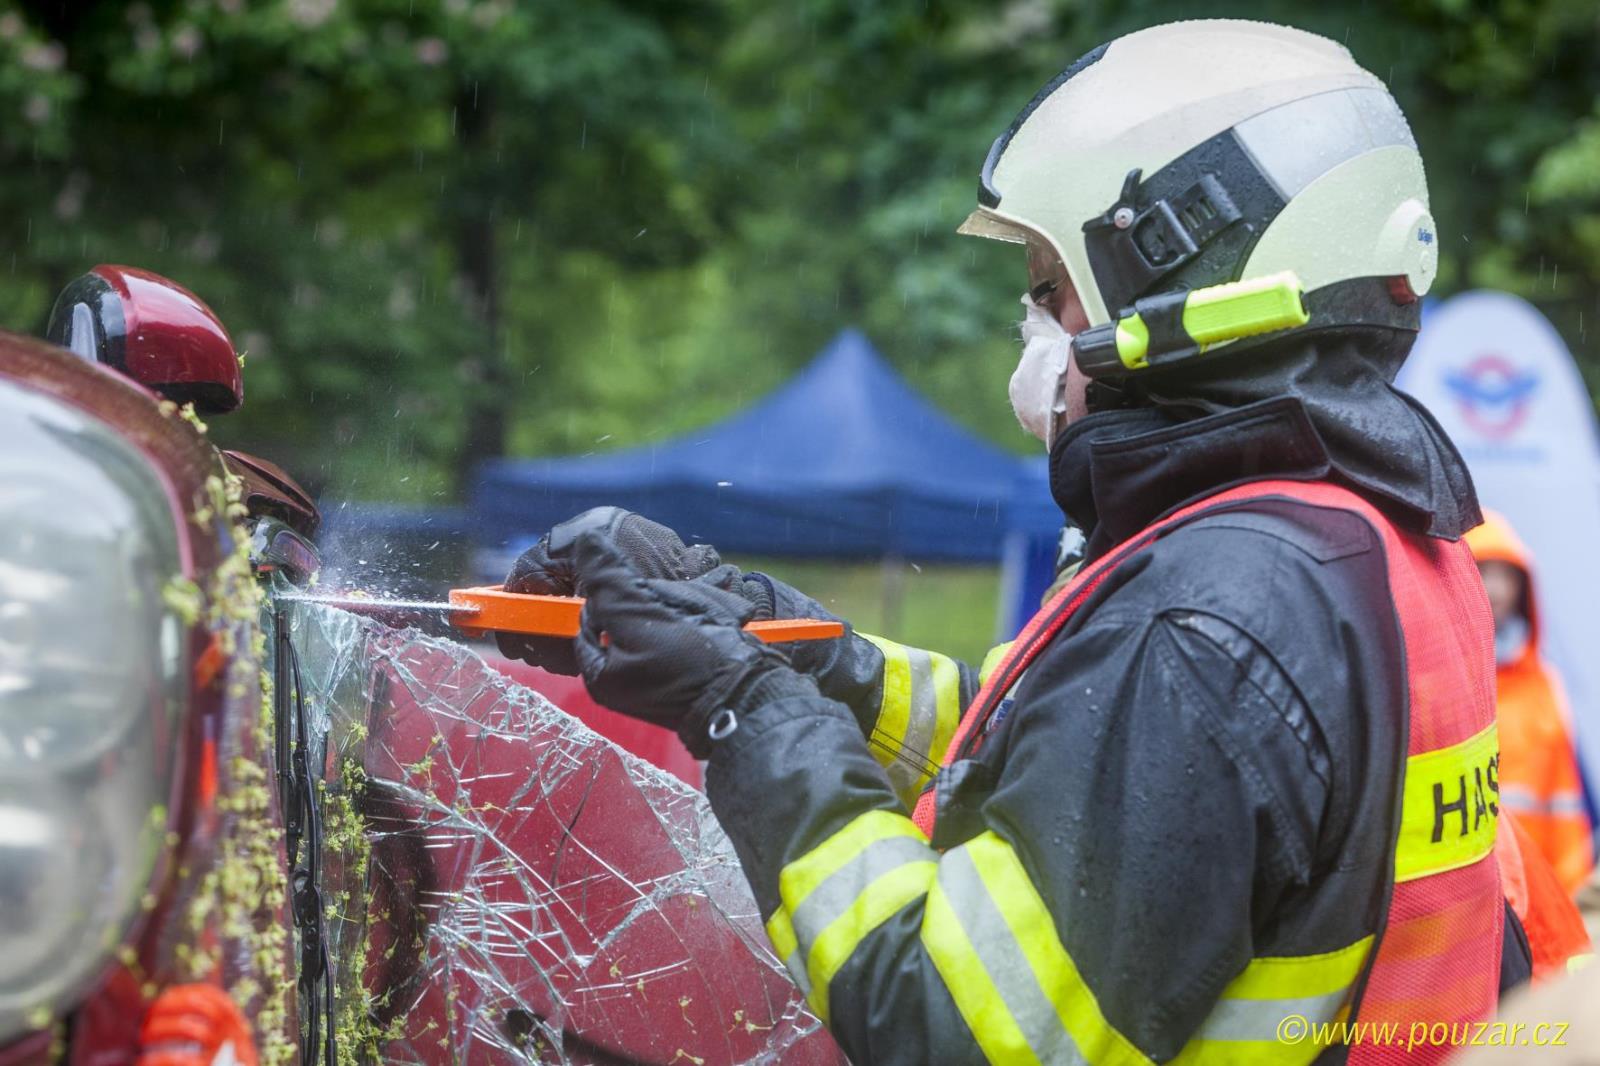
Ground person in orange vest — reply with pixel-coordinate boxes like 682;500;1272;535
1466;511;1597;896
500;21;1542;1063
1495;815;1593;984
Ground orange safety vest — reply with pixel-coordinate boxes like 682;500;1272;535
914;480;1503;1060
1496;811;1594;982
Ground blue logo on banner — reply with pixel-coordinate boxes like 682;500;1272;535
1443;355;1540;440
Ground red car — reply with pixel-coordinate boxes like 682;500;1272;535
0;268;841;1065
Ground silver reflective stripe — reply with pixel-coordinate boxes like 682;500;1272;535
791;835;937;954
1234;87;1416;199
904;648;937;758
1502;784;1588;816
882;647;939;800
783;949;811;996
1194;988;1349;1042
1500;784;1539;811
938;847;1088;1065
1550;793;1588;815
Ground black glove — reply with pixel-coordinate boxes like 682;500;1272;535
569;532;813;757
736;571;887;734
496;507;730;673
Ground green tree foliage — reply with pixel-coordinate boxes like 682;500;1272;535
4;0;734;499
3;0;1599;503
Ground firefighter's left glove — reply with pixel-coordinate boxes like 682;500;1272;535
571;531;815;757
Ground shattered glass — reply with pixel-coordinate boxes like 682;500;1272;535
276;601;846;1065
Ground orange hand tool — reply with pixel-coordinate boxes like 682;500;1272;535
282;586;845;644
447;585;844;643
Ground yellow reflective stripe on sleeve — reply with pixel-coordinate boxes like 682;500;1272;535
861;633;963;804
772;808;938;1022
927;651;962;767
1394;722;1500;882
778;808;925;904
800;857;936;1021
978;642;1013;687
1171;937;1372;1064
1211;937;1373;1000
763;908;809;997
765;907;796;961
923;885;1043;1064
921;830;1153;1066
863;633;914;766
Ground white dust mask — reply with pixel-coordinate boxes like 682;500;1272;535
1009;293;1076;447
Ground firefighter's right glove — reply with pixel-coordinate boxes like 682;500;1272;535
497;506;731;674
569;532;815;757
737;571;882;734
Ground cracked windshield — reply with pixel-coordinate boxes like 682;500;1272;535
2;2;1600;1064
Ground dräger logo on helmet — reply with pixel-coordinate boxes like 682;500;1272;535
1442;354;1540;440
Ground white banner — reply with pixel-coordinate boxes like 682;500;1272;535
1396;290;1600;784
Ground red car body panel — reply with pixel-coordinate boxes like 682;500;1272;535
485;658;705;790
2;335;839;1065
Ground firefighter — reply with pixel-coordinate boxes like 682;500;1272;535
1466;511;1597;896
501;21;1553;1062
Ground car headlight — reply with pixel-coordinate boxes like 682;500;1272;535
0;377;187;1038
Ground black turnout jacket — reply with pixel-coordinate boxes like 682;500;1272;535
704;331;1525;1064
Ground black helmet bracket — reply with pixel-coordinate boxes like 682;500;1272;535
1081;129;1287;315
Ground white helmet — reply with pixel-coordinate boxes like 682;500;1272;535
962;20;1435;374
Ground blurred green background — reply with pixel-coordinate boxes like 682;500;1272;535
4;0;1598;655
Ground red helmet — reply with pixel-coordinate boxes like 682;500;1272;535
45;264;243;413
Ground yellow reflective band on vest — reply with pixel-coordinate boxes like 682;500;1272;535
1171;937;1373;1065
921;831;1152;1066
979;642;1013;687
1394;722;1500;882
765;808;937;1022
861;634;962;806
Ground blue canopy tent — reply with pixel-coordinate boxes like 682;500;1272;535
472;329;1058;573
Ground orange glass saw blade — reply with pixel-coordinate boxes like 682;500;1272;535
447;585;844;643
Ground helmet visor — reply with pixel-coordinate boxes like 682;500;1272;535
959;208;1075;311
956;206;1037;244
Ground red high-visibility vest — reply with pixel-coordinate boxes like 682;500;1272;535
914;480;1503;1060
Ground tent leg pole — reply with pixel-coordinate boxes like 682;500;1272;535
882;553;905;639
